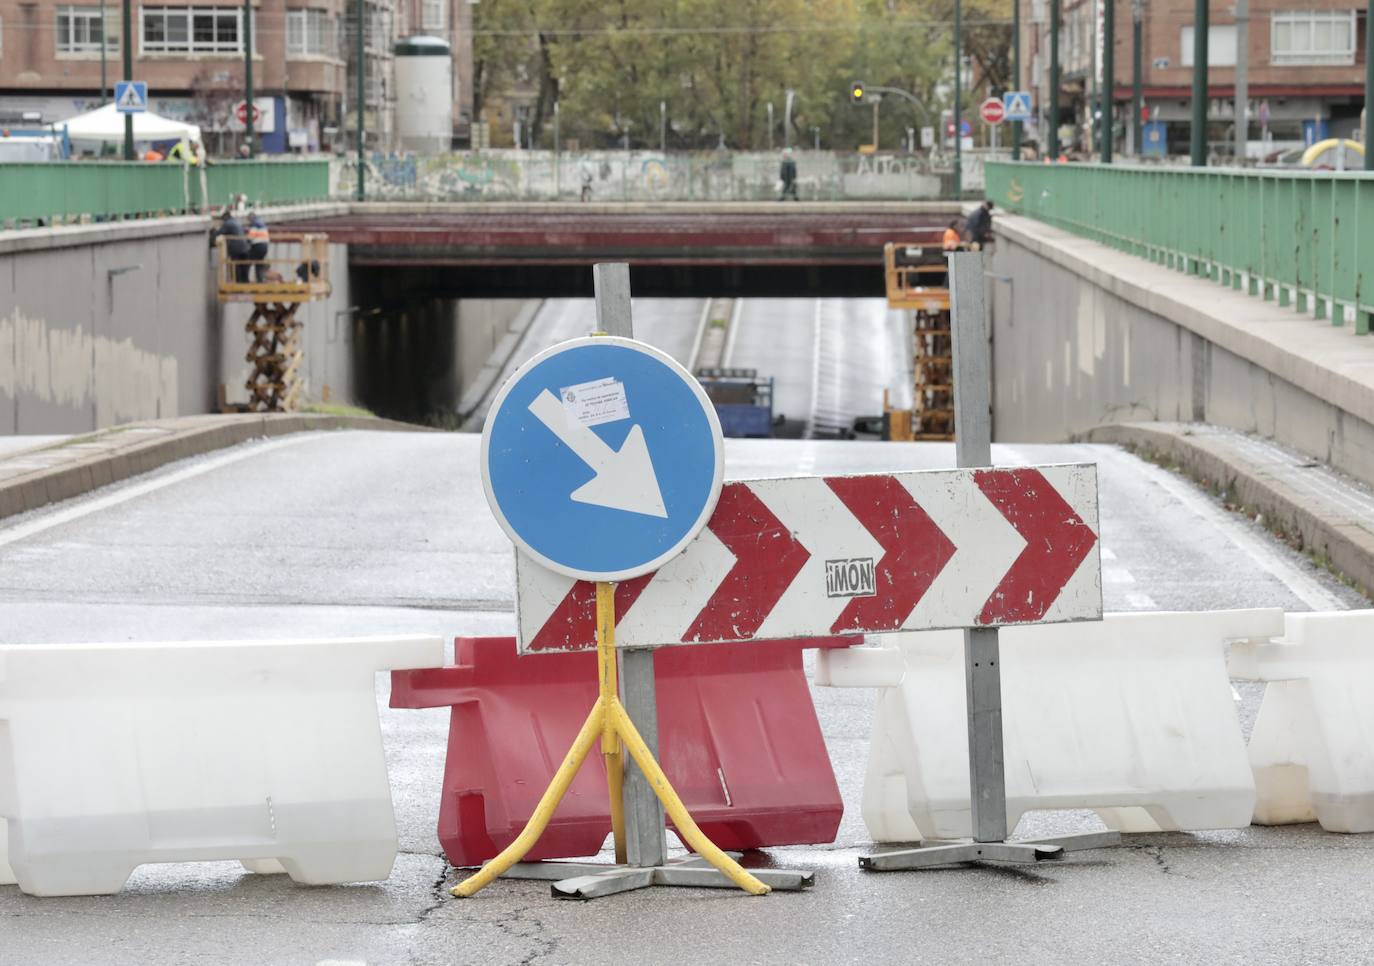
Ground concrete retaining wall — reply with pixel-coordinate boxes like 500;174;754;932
0;218;215;434
988;217;1374;487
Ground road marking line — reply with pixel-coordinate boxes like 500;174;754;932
0;435;316;549
686;298;712;372
805;299;823;439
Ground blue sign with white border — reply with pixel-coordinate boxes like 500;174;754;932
482;336;724;582
1003;91;1033;123
115;81;148;114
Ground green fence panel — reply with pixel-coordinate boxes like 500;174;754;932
986;160;1374;333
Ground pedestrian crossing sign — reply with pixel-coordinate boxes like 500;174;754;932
115;81;148;114
1002;91;1032;123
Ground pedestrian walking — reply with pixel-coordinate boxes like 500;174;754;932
779;148;799;201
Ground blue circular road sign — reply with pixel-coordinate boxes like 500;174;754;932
481;336;724;582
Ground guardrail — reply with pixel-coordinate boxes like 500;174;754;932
0;160;331;229
985;161;1374;335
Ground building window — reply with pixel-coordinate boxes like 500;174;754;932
287;8;335;56
57;5;117;54
421;0;447;31
141;6;245;55
1180;24;1238;66
1271;11;1356;65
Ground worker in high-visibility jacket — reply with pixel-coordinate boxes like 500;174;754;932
246;211;270;283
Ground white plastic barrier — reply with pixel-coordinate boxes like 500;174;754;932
1230;610;1374;832
816;610;1283;841
0;635;444;897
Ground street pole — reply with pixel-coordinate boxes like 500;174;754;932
813;125;820;150
1012;0;1022;160
100;0;108;103
1049;0;1060;158
1365;0;1373;169
1102;0;1114;162
784;88;795;149
954;0;962;195
356;0;366;200
767;102;774;151
659;100;666;153
872;98;881;150
244;0;254;157
1132;0;1144;154
553;100;561;197
1234;0;1248;164
1190;0;1208;165
122;0;133;160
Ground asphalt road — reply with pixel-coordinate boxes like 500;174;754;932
0;429;1368;965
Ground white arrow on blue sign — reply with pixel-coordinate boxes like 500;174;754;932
1002;91;1032;122
481;336;724;582
114;81;148;114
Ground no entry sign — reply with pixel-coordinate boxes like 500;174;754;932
516;464;1102;652
980;97;1005;125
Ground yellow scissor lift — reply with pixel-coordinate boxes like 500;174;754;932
215;233;331;413
883;242;953;441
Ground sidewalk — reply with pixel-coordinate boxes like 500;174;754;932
1088;421;1374;599
0;413;424;522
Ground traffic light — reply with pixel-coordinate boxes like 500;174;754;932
850;81;865;104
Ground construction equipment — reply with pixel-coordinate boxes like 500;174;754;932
214;232;330;413
883;241;953;441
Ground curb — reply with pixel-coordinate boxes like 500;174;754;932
457;300;545;431
1083;422;1374;599
0;413;428;523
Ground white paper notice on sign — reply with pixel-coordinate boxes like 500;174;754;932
560;377;630;427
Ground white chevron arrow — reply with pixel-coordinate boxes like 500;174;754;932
528;389;668;518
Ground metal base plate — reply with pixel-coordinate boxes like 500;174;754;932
492;854;815;899
860;830;1122;871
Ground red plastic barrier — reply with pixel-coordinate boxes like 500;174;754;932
391;636;854;866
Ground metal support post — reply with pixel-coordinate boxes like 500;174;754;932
1101;0;1114;162
1235;0;1249;163
122;0;133;160
856;252;1120;873
244;0;254;157
450;262;816;900
953;0;963;196
355;0;366;200
1190;0;1209;165
1132;1;1144;154
1366;0;1373;169
100;0;109;103
1049;0;1061;158
872;99;881;150
1012;0;1022;160
592;263;668;871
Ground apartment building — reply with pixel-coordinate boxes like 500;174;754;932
0;0;473;154
1021;0;1369;157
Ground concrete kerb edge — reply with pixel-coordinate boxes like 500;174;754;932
1084;423;1374;599
456;299;546;430
0;414;429;524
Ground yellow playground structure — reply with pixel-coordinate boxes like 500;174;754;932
215;232;331;413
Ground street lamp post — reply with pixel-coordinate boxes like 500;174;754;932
356;0;366;200
1012;0;1021;160
100;0;109;103
1132;0;1144;154
659;101;666;153
244;0;254;158
1366;0;1373;169
812;125;820;150
1049;0;1060;158
953;0;962;196
1190;0;1209;165
767;102;774;151
1101;0;1114;162
122;0;133;160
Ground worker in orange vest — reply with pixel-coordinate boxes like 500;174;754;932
941;220;962;251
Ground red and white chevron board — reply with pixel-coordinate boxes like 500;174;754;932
515;464;1102;653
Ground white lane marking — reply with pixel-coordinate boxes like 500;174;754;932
686;298;712;372
0;435;317;549
720;298;745;367
1126;452;1343;611
805;299;822;440
1126;591;1159;609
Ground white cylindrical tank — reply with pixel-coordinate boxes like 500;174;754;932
394;35;453;155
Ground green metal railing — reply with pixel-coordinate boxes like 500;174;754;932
0;160;331;228
985;162;1374;335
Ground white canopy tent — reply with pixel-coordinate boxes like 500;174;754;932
59;103;202;144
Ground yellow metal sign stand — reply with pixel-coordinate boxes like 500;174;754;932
452;582;774;898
